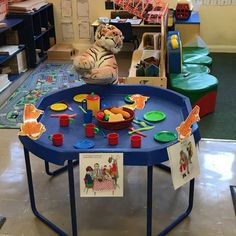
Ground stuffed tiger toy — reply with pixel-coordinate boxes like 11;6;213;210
73;24;124;84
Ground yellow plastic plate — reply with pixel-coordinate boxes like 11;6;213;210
73;94;88;103
50;103;68;111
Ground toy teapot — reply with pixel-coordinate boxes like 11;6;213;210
83;92;100;116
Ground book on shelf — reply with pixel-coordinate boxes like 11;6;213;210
0;74;11;93
0;45;20;56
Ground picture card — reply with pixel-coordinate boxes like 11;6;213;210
167;135;200;190
79;153;123;197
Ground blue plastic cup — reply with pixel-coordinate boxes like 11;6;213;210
84;109;93;124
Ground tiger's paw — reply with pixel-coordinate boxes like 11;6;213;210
73;57;95;70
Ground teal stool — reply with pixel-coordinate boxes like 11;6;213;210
182;64;210;74
169;73;218;117
182;46;212;67
183;55;212;66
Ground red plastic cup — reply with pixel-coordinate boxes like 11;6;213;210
131;135;142;148
60;115;69;127
85;123;95;137
52;133;63;146
107;133;119;146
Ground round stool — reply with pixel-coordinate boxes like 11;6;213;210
182;64;210;74
169;73;218;117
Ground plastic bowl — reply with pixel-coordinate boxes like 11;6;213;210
95;107;135;130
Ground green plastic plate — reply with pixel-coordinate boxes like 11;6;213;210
154;131;177;143
144;111;166;122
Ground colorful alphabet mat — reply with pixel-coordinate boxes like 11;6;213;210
0;63;84;128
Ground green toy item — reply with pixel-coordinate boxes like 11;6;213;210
154;131;177;143
144;111;166;122
124;95;135;104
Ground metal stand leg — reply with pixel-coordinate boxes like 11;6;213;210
147;166;153;236
24;147;76;236
156;163;195;235
45;160;79;177
67;160;78;236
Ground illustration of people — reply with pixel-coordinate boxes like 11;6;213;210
187;141;193;164
108;157;119;189
179;150;189;178
93;163;103;182
102;165;112;180
84;166;94;193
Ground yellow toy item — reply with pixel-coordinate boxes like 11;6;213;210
171;34;178;40
86;93;100;116
110;107;131;119
104;109;115;116
108;113;124;122
171;39;179;49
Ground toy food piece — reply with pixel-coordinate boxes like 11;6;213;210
104;109;114;116
108;113;124;122
121;103;137;110
96;111;105;120
104;114;110;121
110;107;130;119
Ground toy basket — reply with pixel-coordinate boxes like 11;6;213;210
0;0;8;21
95;107;135;130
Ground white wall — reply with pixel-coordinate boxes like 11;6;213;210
49;0;236;52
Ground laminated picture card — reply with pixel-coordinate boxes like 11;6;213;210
79;153;123;197
167;135;200;190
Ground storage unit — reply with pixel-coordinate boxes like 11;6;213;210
126;14;167;88
0;18;26;93
8;3;56;68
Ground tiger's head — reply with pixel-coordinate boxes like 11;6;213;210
95;24;124;54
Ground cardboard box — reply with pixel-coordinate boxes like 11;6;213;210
47;44;78;60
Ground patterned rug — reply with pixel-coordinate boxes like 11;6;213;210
0;63;84;128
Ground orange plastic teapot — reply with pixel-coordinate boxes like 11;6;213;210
84;92;100;116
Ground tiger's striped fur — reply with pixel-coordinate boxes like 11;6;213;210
73;24;124;85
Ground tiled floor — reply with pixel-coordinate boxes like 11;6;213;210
0;129;236;235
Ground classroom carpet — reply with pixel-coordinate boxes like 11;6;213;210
0;63;83;128
198;53;236;140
